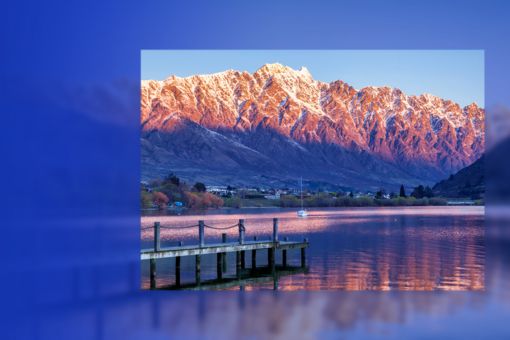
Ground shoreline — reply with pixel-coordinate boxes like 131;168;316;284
141;204;484;216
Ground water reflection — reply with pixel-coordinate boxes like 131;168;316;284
141;207;484;291
26;209;510;340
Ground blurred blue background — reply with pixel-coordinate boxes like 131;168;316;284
2;0;510;339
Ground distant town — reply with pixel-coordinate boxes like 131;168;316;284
141;173;482;211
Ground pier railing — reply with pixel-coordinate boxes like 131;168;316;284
142;218;282;251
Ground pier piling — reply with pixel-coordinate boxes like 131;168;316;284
154;222;161;252
217;253;222;280
150;259;156;289
273;218;279;242
252;236;257;270
175;256;181;286
301;238;308;267
221;233;227;272
198;220;205;247
196;255;201;284
283;236;289;267
268;248;275;273
236;251;242;278
239;219;245;244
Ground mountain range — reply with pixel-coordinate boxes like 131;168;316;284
141;63;484;191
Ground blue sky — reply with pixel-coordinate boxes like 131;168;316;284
141;50;484;107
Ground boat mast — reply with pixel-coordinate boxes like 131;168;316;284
300;177;304;209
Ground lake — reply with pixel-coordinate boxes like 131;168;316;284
141;206;484;291
30;205;510;339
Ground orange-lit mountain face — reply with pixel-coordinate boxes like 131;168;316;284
141;63;484;191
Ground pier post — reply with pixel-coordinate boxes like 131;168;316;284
301;237;308;267
251;236;257;270
282;236;288;267
195;255;201;285
154;222;160;252
198;220;205;247
236;251;242;278
239;219;246;269
268;248;275;273
272;218;279;242
270;219;278;274
222;233;227;272
150;259;156;289
217;253;222;280
175;256;181;287
273;274;278;291
239;219;245;245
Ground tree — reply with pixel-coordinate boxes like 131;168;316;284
152;191;169;209
165;172;180;186
184;191;223;209
349;192;354;198
141;190;153;209
399;184;406;198
204;192;223;208
193;182;206;192
411;185;425;199
424;186;434;198
375;188;386;199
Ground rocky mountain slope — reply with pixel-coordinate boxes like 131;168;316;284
433;155;484;199
141;63;484;191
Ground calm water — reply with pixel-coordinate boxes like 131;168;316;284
31;206;510;339
141;206;484;291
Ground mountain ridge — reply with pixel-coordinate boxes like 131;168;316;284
141;63;484;190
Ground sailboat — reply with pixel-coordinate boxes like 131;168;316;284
297;177;308;217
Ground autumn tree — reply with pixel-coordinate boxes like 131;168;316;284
152;191;169;209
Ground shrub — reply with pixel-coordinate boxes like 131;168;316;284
224;197;242;208
152;191;169;209
429;197;447;205
141;190;153;209
184;192;223;209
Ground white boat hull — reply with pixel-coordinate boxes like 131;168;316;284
297;210;308;217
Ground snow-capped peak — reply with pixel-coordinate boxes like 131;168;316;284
298;66;312;79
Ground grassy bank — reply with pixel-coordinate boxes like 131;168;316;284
223;195;481;208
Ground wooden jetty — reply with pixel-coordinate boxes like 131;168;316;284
141;218;309;290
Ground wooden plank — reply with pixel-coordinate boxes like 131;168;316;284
141;240;308;260
277;241;309;250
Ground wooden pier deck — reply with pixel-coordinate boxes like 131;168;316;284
141;218;309;290
141;239;308;259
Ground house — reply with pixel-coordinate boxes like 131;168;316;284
264;190;282;200
207;186;229;196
